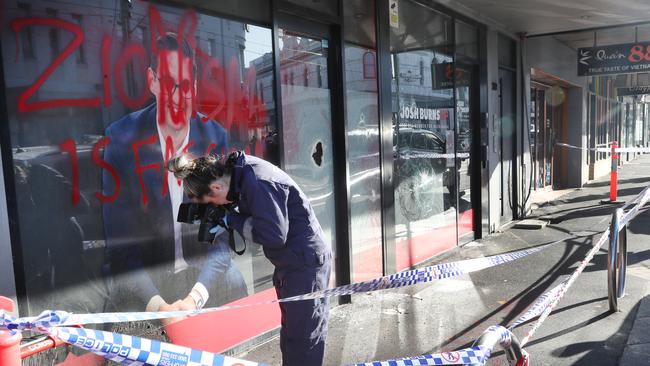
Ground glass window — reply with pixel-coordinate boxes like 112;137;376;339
363;51;377;79
46;9;59;61
344;0;382;282
71;14;86;64
17;2;35;60
285;0;339;16
2;0;278;350
498;33;516;68
456;21;478;60
169;0;271;24
390;0;456;271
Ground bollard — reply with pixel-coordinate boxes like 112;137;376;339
470;326;526;366
618;222;628;299
608;208;627;312
602;141;623;204
0;296;21;366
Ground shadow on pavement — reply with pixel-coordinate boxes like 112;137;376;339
552;300;640;365
585;176;650;188
430;227;599;353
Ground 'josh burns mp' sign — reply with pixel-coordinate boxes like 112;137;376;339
578;42;650;76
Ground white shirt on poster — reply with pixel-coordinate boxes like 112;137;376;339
145;123;210;312
156;124;190;274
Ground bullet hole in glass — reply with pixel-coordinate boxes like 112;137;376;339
312;141;323;166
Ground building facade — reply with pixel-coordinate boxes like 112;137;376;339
0;0;645;362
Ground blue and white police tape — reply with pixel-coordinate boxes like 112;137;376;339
350;325;518;366
507;280;565;331
399;152;470;160
518;228;611;345
555;142;650;154
0;307;265;365
507;182;650;344
47;326;264;366
610;147;650;153
621;185;650;227
302;185;646;365
1;242;560;332
350;345;489;366
0;241;561;366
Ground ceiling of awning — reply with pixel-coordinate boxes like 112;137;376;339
447;0;650;37
551;24;650;49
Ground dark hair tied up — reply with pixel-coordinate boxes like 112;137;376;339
166;154;229;199
167;155;196;180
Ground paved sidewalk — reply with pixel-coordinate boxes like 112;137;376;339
237;154;650;366
619;295;650;365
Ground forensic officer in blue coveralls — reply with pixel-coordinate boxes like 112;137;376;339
168;151;332;366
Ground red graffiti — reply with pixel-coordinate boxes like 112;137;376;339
58;136;218;206
59;139;80;206
132;134;160;207
92;137;120;203
147;5;197;127
204;143;217;156
182;140;195;155
15;5;273;206
176;8;198;122
11;9;269;130
11;11;268;131
11;18;101;112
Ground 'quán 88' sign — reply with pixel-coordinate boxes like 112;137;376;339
628;44;650;63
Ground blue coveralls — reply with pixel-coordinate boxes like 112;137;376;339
226;153;332;366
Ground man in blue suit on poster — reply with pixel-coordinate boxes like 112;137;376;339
102;32;247;319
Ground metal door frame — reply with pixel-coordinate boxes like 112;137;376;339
271;1;352;302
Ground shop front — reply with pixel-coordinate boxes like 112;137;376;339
0;0;492;360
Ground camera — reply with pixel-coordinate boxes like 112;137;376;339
177;203;228;243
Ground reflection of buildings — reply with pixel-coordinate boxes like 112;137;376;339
2;0;261;318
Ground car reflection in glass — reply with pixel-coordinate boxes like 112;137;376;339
391;128;470;222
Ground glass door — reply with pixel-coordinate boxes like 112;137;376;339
454;62;478;244
275;23;337;284
389;1;457;270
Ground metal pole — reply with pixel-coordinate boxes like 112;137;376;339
618;223;627;299
470;326;528;366
608;208;623;312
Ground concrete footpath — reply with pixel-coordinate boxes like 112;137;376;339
237;154;650;366
619;294;650;365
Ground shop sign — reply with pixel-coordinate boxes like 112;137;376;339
432;62;469;89
399;104;449;121
617;86;650;96
578;42;650;76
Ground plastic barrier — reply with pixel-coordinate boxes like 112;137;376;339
0;297;20;366
602;141;622;204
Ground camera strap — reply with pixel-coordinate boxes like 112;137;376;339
228;227;246;255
